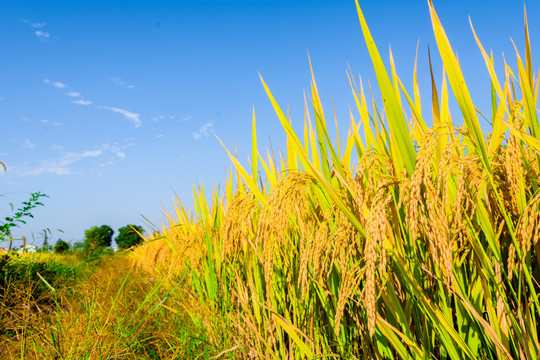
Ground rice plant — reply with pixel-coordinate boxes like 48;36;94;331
132;1;540;358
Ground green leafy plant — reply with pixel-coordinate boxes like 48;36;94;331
0;192;48;241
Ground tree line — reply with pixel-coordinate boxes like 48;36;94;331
0;189;145;254
54;224;145;254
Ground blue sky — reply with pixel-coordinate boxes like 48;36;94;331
1;0;539;247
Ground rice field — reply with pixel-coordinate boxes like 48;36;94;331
4;0;540;358
131;0;540;358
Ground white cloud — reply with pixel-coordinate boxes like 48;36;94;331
35;30;50;40
22;19;52;40
15;149;102;176
152;115;176;122
40;119;61;126
21;19;46;28
100;106;141;127
12;143;129;177
45;79;66;89
182;115;192;122
192;121;214;140
44;79;144;129
111;78;125;86
103;144;126;159
156;134;164;138
71;99;92;106
22;139;35;149
45;81;92;107
111;77;136;89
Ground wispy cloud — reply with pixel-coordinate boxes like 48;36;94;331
44;79;93;107
21;19;46;28
103;144;126;159
71;99;92;106
193;121;214;140
100;106;141;127
22;20;52;41
152;115;176;122
44;78;142;128
38;119;61;127
35;30;50;40
156;134;164;138
111;77;136;89
44;79;66;89
22;139;35;149
16;149;102;176
12;143;129;177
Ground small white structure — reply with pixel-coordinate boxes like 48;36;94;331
17;244;38;254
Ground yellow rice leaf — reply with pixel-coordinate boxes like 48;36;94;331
524;6;533;89
216;135;267;206
428;0;490;172
389;46;403;109
306;105;322;173
397;77;427;143
377;316;423;359
413;40;422;110
347;72;377;151
511;39;540;138
350;110;366;159
355;0;416;176
393;254;477;359
505;119;540;154
342;118;356;168
308;58;334;179
252;107;258;184
272;313;314;358
488;70;511;154
260;74;366;235
469;19;508;113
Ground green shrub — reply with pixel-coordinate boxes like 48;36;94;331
0;253;79;306
54;239;71;254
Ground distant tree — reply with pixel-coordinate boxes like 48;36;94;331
72;242;84;251
83;225;114;251
115;225;144;250
54;239;70;254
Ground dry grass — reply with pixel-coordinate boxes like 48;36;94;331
0;253;235;359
